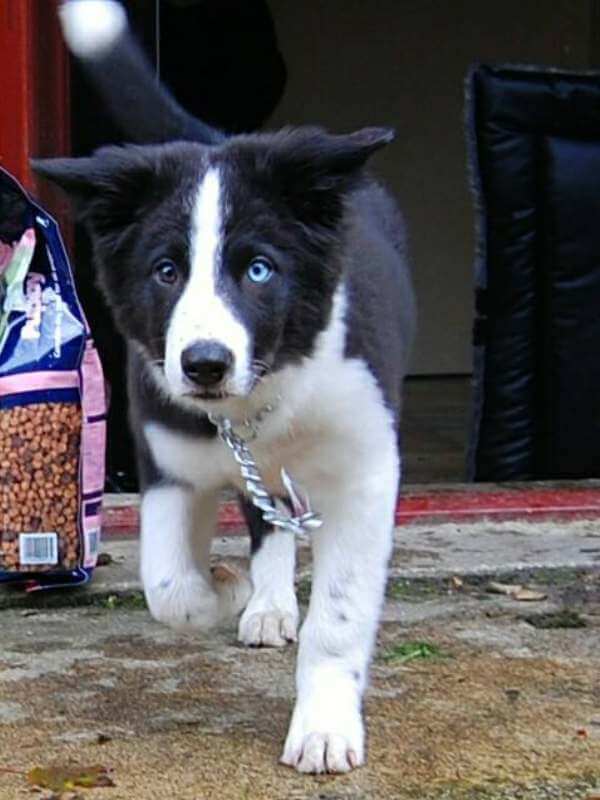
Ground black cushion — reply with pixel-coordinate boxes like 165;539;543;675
467;64;600;480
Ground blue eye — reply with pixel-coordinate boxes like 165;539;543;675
247;257;274;284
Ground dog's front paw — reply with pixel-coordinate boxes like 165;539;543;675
145;572;221;633
238;609;298;647
282;731;363;773
238;589;299;647
280;697;364;773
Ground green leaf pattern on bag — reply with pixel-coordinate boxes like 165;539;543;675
0;227;36;348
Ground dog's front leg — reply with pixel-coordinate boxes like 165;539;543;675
238;530;298;647
281;450;398;773
141;484;251;632
235;498;298;647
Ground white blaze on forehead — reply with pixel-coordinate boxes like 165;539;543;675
164;167;251;395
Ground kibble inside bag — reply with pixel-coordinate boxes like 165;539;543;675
0;167;106;588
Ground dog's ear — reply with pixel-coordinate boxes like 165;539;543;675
263;126;395;225
32;145;158;239
305;126;395;174
272;126;394;175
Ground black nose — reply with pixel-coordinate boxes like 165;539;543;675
181;341;233;387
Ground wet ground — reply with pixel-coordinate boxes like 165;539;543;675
1;519;599;799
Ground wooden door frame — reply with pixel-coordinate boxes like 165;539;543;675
0;0;70;217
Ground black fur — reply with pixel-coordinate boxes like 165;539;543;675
69;10;224;146
237;494;270;555
34;128;415;504
32;9;418;766
32;6;416;566
33;129;410;382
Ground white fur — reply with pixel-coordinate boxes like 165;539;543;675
140;484;250;632
59;1;126;59
281;441;398;772
164;169;251;397
238;531;298;647
143;287;399;772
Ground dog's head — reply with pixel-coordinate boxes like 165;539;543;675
33;126;393;409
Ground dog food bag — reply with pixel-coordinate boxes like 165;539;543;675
0;167;106;588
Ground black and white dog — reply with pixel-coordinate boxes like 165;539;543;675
35;0;416;774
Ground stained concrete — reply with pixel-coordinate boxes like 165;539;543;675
3;517;599;611
1;519;599;799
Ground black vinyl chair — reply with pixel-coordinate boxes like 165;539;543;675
467;64;600;481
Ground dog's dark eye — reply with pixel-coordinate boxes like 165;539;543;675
154;259;178;286
246;257;274;284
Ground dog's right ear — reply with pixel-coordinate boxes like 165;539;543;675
32;145;158;238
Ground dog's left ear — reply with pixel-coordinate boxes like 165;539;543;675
265;126;395;225
272;125;394;181
312;126;395;173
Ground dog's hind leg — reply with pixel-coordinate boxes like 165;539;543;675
140;484;251;632
237;496;298;647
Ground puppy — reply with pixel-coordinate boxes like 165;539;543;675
34;0;416;774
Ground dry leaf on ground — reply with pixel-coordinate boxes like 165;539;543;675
486;581;547;601
487;581;523;595
27;764;114;792
512;587;547;601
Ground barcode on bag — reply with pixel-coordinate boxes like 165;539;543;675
19;533;58;566
86;529;100;560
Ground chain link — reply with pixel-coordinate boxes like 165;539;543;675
208;408;323;538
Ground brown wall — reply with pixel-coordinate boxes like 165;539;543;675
267;0;592;374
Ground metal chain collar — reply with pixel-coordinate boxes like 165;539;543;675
208;404;323;538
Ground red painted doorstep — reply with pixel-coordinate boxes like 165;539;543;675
101;482;600;536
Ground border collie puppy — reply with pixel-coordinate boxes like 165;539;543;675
34;0;416;774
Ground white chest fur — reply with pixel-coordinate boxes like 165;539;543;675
138;292;400;781
144;352;394;500
142;288;398;502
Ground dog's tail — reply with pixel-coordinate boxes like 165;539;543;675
59;0;225;145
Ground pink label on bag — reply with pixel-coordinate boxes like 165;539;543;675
0;370;79;397
79;341;107;571
81;344;107;418
81;420;106;496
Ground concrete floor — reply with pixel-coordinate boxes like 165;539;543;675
402;376;471;485
1;520;599;799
